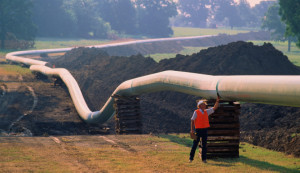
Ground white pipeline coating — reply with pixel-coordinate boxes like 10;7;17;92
6;36;300;124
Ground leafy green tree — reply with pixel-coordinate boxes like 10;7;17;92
98;0;137;35
213;0;243;29
64;0;111;39
236;0;255;27
135;0;177;37
279;0;300;48
262;3;297;52
0;0;36;49
178;0;209;27
32;0;75;37
262;4;286;41
251;1;276;27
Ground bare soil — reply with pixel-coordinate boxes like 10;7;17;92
0;58;108;137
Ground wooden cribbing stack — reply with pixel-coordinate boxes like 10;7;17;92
113;94;142;134
199;100;240;158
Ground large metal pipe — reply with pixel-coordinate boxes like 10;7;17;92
5;36;300;124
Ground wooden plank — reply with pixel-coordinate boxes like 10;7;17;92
207;136;239;141
116;109;140;113
119;121;142;126
208;130;239;136
116;115;141;120
117;105;140;109
206;153;239;158
207;148;239;152
209;118;239;123
207;142;239;147
118;119;141;124
114;100;140;104
210;113;238;117
117;112;140;116
118;127;143;131
209;124;239;129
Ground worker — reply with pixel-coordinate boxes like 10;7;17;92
189;96;220;163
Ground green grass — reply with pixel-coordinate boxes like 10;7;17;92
172;27;250;37
0;64;32;75
251;40;300;66
34;37;110;49
159;133;300;172
150;46;208;62
0;49;14;57
0;38;110;58
0;135;299;172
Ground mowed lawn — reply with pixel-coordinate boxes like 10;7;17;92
172;27;250;37
0;134;299;173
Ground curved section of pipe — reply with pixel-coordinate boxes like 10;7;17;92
5;36;300;124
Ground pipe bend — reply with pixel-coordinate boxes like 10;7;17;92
5;36;300;124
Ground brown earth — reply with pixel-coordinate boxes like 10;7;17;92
0;59;107;137
51;41;300;157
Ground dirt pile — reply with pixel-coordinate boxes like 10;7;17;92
53;41;300;157
153;41;299;75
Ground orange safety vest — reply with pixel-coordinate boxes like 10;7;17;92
194;109;210;129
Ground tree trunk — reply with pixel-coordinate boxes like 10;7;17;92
288;37;291;52
0;35;5;49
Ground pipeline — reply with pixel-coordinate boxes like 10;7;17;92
5;36;300;124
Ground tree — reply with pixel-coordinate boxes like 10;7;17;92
135;0;177;37
279;0;300;48
236;0;255;27
251;0;276;27
178;0;209;27
32;0;75;37
64;0;111;39
0;0;36;49
97;0;137;35
262;3;297;52
213;0;243;29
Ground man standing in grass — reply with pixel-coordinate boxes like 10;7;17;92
189;96;220;163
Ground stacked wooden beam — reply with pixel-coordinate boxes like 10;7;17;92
199;100;240;158
113;95;142;134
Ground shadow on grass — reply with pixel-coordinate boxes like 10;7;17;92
212;156;299;173
158;134;193;148
160;134;299;173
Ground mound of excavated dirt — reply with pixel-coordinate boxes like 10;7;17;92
53;41;300;157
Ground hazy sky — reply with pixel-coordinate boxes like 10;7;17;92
236;0;275;7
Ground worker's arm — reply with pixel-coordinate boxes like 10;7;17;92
190;120;195;133
213;96;220;111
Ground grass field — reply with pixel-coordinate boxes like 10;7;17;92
0;63;32;76
150;46;209;62
172;27;251;37
0;38;112;57
34;38;110;50
0;134;299;172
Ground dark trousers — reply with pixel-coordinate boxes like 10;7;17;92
189;128;208;161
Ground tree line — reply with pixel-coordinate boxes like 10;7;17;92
0;0;299;49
